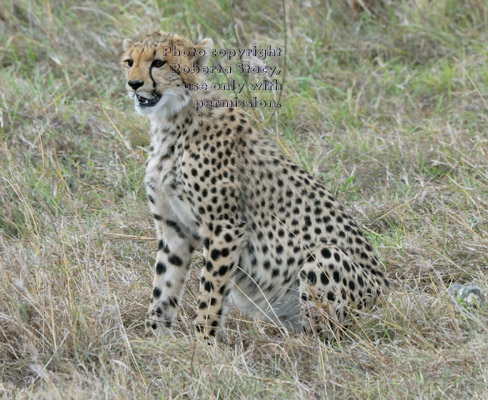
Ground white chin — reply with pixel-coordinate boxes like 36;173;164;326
134;100;155;115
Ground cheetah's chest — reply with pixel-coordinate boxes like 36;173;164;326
145;144;199;236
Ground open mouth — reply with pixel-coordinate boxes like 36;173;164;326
136;93;161;107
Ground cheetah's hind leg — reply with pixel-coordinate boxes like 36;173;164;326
299;245;380;339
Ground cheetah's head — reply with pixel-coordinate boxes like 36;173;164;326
121;31;213;117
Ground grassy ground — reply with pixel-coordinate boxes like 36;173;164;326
1;0;488;398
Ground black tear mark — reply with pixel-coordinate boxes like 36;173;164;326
149;65;157;90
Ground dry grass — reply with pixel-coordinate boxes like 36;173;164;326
1;0;488;398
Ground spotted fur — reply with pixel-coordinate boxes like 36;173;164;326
120;31;388;340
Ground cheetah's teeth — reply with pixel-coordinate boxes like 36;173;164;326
136;94;149;103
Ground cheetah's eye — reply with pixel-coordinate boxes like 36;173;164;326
125;59;133;67
152;59;166;68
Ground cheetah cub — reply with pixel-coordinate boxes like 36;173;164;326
120;31;388;340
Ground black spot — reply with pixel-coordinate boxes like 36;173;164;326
204;281;214;292
327;291;335;302
218;285;227;295
166;220;186;238
156;262;166;274
168;254;183;266
215;225;223;236
221;248;230;257
307;271;317;285
153;287;161;298
218;265;228;276
199;301;208;309
211;249;221;261
333;271;340;283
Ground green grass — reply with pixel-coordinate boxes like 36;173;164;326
1;0;488;398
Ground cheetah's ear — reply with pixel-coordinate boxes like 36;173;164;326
122;38;133;51
192;38;213;68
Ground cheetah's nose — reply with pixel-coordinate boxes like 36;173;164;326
128;80;144;90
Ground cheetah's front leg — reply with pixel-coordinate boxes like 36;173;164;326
146;218;199;332
195;224;246;340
